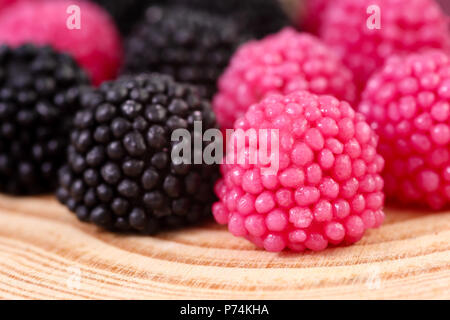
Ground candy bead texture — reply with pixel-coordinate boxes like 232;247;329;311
57;73;220;234
0;44;89;195
213;28;357;129
124;5;247;100
165;0;290;39
320;0;450;91
359;50;450;210
213;91;385;252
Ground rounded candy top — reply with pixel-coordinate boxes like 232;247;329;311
213;91;385;252
359;50;450;209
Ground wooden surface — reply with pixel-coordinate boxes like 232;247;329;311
0;194;449;300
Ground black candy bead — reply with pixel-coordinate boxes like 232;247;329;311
56;73;219;234
0;44;89;195
123;5;249;99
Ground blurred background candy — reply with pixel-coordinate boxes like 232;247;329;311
213;28;356;128
0;44;89;194
359;50;450;209
0;0;16;11
296;0;327;34
436;0;450;14
319;0;450;93
92;0;154;35
165;0;291;39
0;0;122;85
123;5;248;99
90;0;291;38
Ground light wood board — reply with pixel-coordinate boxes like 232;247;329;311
0;194;448;300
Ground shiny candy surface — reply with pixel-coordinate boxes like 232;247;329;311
320;0;450;91
359;50;450;209
213;28;357;129
213;91;385;252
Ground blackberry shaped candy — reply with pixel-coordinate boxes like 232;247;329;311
124;5;247;99
57;73;220;234
166;0;290;38
0;44;89;195
91;0;155;35
92;0;289;38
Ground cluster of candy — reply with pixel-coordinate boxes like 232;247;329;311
0;0;449;252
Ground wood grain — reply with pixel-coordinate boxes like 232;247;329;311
0;194;448;300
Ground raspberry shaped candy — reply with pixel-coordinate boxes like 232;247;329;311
213;28;357;129
299;0;329;34
124;5;247;99
359;50;450;209
0;0;16;11
166;0;290;39
0;44;89;194
57;73;220;234
0;0;123;85
436;0;450;14
320;0;450;91
213;91;385;252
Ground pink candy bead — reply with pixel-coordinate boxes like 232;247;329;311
213;91;385;252
213;28;356;128
359;50;450;209
320;0;450;92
